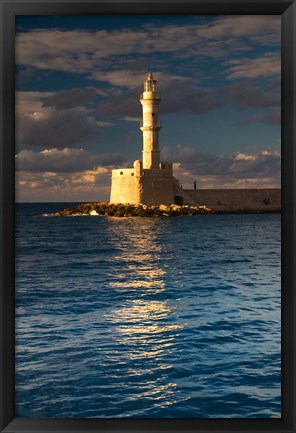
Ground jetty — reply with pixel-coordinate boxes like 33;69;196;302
52;202;212;217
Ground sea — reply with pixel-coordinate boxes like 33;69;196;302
15;203;281;419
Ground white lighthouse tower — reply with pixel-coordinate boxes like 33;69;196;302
140;72;161;169
110;72;183;205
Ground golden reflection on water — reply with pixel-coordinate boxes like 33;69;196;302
107;218;171;291
105;219;184;405
107;298;183;407
115;299;184;343
112;268;166;290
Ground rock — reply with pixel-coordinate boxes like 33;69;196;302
52;202;212;217
171;204;182;211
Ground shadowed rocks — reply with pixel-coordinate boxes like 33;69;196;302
52;202;212;217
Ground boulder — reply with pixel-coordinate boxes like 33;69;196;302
52;202;212;217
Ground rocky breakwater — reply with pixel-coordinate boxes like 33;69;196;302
52;202;212;217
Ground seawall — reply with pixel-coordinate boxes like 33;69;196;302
183;189;281;213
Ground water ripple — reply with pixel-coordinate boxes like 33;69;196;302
15;205;281;418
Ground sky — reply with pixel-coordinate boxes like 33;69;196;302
15;15;281;202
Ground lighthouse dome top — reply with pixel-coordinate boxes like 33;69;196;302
143;71;158;93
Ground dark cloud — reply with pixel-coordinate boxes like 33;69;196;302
95;79;224;118
15;148;126;172
16;108;102;148
161;80;224;115
162;146;231;175
237;107;281;126
94;88;139;118
223;78;280;111
95;77;281;125
224;78;281;126
42;88;98;110
162;145;281;180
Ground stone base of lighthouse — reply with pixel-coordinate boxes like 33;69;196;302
110;159;177;206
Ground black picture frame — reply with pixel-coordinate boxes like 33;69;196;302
0;0;295;432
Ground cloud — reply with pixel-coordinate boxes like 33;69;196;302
223;78;280;111
16;107;102;148
15;147;127;202
94;74;280;124
92;70;148;89
226;53;280;80
250;108;281;125
92;69;189;90
94;75;280;122
15;148;127;172
16;91;53;116
42;87;100;109
95;77;224;118
237;107;281;126
160;80;224;115
15;16;280;83
15;27;185;77
15;145;281;202
15;90;106;148
161;145;281;189
16;168;112;202
197;15;280;41
229;149;281;175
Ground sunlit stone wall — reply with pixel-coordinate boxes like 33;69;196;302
110;161;176;205
110;168;141;204
138;164;173;205
184;188;281;212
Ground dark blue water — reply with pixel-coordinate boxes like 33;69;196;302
15;203;281;418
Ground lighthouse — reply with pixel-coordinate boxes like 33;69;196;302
110;72;183;205
140;72;161;169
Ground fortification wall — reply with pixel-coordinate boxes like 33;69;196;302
140;174;174;205
183;189;281;212
110;162;176;205
110;169;141;204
